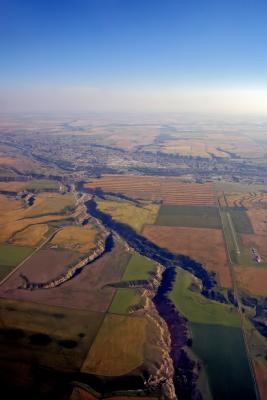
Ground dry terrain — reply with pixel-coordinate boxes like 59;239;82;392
50;225;98;253
235;266;267;296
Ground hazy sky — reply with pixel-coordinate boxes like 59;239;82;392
1;0;267;114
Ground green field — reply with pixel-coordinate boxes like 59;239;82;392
122;254;157;281
156;205;221;229
23;179;59;191
190;323;256;400
0;244;33;266
0;265;15;281
109;288;141;314
169;268;240;326
228;208;254;234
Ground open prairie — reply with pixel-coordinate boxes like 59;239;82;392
85;175;216;205
11;224;49;247
143;225;232;287
50;225;98;253
81;314;147;376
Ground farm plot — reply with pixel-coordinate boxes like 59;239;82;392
143;225;231;287
235;266;267;296
84;175;216;205
0;243;130;312
0;244;33;281
122;254;157;281
228;208;254;234
96;199;159;232
190;323;256;400
109;288;142;314
81;314;147;376
247;209;267;235
168;268;239;326
225;192;267;209
156;205;221;229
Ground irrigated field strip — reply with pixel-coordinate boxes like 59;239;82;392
217;194;260;400
85;175;216;205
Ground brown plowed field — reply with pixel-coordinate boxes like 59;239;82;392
235;266;267;296
143;225;232;288
0;243;129;312
225;192;267;209
84;175;216;205
241;234;267;258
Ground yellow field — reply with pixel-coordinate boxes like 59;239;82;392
12;224;48;247
81;314;147;376
0;193;75;243
50;225;98;253
96;199;159;232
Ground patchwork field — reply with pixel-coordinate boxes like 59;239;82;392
81;314;147;376
190;323;256;400
50;225;98;253
169;268;239;326
156;204;221;229
0;243;129;312
96;199;159;232
85;175;216;205
143;225;231;287
224;192;267;209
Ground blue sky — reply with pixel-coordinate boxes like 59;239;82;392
1;0;267;113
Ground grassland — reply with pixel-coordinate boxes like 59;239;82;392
122;254;157;281
190;323;256;400
50;225;98;253
109;289;142;314
0;192;75;243
144;225;232;288
96;199;159;232
11;224;48;246
81;314;147;376
169;268;239;326
156;204;221;229
0;244;33;266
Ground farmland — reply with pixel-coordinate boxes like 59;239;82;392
156;204;221;229
96;198;159;232
85;175;216;205
122;254;157;281
143;226;231;287
108;288;142;314
0;244;33;267
81;314;147;376
0;243;130;312
168;268;239;326
190;323;256;400
235;266;267;296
